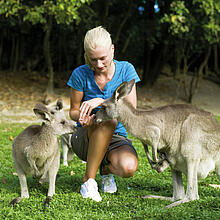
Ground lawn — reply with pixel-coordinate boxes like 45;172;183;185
0;118;220;219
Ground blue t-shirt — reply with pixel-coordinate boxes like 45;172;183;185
67;59;140;137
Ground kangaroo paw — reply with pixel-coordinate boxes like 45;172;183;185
164;198;191;209
142;194;174;201
63;161;68;167
10;197;22;206
44;196;52;207
39;178;46;184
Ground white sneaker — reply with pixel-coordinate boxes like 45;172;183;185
101;174;117;193
80;178;102;202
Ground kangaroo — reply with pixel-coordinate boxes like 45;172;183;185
10;99;76;207
47;101;74;167
95;79;220;209
60;133;74;166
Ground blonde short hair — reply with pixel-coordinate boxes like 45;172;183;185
84;26;112;69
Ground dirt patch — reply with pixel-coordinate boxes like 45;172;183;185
137;75;220;116
0;73;219;123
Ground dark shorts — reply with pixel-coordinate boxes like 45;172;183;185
70;127;137;166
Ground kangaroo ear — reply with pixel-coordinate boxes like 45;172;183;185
56;99;63;110
33;103;51;121
113;79;135;102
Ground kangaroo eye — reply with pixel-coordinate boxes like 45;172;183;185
50;111;55;115
61;120;65;125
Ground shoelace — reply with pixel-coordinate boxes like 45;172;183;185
83;180;97;192
102;176;113;187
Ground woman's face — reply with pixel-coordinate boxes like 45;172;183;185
87;44;114;73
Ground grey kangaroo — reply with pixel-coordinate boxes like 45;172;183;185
47;101;74;167
95;79;220;209
10;99;76;207
60;133;74;167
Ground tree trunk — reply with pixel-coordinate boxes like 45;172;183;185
76;27;84;67
114;0;133;44
10;36;15;72
182;52;199;102
151;49;163;85
174;46;182;76
63;33;70;71
122;33;131;54
43;16;54;95
188;46;211;103
141;42;151;85
58;30;63;73
149;43;169;85
97;0;110;26
183;56;189;100
213;44;220;76
13;35;19;73
0;33;3;70
19;34;25;71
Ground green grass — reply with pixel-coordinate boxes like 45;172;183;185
0;119;220;220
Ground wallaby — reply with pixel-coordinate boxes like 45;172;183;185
95;79;220;209
10;99;76;207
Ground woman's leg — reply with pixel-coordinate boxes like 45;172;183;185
101;145;138;177
83;119;117;182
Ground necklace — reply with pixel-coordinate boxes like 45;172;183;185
94;61;115;90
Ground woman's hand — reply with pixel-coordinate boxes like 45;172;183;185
79;98;104;126
78;114;95;127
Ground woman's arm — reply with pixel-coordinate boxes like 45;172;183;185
69;87;105;126
69;88;83;122
125;83;137;109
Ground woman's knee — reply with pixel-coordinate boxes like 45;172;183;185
111;155;138;178
122;157;138;177
108;145;138;177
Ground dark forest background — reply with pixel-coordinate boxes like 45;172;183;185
0;0;220;103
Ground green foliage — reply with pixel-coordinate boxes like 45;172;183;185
161;1;191;37
161;0;220;45
0;122;220;219
193;0;220;44
23;5;46;24
0;0;220;86
0;0;21;17
0;0;93;25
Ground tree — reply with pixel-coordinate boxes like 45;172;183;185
0;0;92;96
160;0;220;103
0;0;220;98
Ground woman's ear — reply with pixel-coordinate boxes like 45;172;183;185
111;44;115;58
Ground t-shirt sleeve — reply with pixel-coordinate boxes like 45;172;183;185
124;62;141;83
67;68;84;92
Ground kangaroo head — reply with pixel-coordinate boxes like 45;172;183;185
34;99;76;135
95;79;135;123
